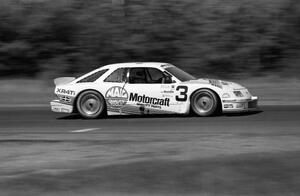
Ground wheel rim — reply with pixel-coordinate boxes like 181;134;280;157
80;94;102;116
194;93;214;114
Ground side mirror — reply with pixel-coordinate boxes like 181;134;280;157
163;75;172;84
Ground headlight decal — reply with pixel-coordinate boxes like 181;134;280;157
233;91;243;97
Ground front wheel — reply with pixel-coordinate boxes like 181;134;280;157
76;90;106;119
190;89;218;117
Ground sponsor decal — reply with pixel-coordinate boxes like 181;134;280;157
61;108;71;113
161;85;171;89
105;87;170;110
129;93;170;107
58;95;72;103
105;86;128;108
51;106;60;112
56;88;75;96
161;90;174;94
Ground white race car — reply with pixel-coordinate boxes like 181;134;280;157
50;62;258;118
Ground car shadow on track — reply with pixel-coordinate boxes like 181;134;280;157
223;110;263;117
57;113;188;120
57;110;263;120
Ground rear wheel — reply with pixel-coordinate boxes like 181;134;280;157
76;90;106;119
191;89;218;117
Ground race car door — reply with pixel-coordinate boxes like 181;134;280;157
123;67;177;115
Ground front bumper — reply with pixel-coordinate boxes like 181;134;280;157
222;96;258;112
50;100;73;113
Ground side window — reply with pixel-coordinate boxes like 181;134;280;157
129;68;147;84
77;69;108;83
104;68;127;83
146;68;164;83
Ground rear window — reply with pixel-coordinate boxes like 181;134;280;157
77;69;108;83
104;68;128;83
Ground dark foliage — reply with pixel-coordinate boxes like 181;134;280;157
0;0;299;78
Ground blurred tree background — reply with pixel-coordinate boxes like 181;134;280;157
0;0;299;79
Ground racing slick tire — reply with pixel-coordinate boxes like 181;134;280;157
191;89;218;117
76;90;106;119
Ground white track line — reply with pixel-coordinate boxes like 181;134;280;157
69;128;100;133
0;104;49;108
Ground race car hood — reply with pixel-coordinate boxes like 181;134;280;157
221;80;245;90
54;77;76;86
182;78;245;90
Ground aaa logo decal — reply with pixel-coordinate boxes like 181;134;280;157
105;86;128;108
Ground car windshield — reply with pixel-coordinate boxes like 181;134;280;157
165;66;196;82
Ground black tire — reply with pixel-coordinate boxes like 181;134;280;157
76;90;106;119
190;89;218;117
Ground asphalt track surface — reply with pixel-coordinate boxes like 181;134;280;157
1;105;299;133
0;106;300;196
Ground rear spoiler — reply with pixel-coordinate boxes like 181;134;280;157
54;77;76;86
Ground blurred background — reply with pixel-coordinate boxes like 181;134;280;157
0;0;299;105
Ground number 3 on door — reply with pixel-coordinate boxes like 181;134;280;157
176;86;188;101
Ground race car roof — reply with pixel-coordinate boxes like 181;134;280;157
100;62;171;70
